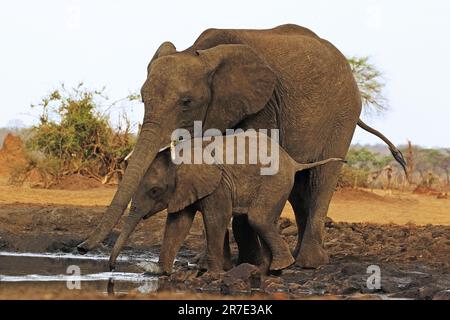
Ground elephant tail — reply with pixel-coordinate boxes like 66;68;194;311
357;119;408;178
293;158;346;172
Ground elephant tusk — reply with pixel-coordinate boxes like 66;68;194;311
170;140;176;161
124;140;178;163
158;144;170;152
124;150;133;162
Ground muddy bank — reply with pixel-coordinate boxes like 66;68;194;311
0;204;449;299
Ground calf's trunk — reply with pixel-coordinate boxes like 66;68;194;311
108;210;142;271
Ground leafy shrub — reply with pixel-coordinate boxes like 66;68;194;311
20;83;139;187
337;165;370;188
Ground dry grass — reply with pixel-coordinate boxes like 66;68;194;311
0;183;114;207
283;188;450;226
0;181;448;226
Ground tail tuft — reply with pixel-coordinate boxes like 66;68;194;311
389;147;408;177
358;119;408;178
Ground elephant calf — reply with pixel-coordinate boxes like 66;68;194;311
109;132;343;273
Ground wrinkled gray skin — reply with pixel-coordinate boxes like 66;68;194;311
79;24;406;268
108;133;344;273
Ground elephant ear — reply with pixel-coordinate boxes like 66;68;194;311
147;41;177;73
167;164;223;214
197;44;277;131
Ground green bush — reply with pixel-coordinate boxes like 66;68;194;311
22;83;138;186
337;165;370;189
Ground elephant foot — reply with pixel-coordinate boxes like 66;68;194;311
270;254;295;271
193;249;232;271
295;243;329;269
257;258;270;275
76;241;91;255
158;261;174;275
191;251;209;271
223;257;233;271
191;250;204;263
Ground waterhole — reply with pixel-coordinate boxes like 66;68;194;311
0;251;159;295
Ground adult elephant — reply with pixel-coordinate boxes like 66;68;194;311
77;24;406;268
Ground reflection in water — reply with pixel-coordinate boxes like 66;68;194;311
0;272;156;282
0;251;158;262
0;251;159;295
107;277;159;295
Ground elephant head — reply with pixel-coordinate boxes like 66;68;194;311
108;149;222;270
78;41;277;252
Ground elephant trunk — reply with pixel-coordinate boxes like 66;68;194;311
109;209;143;271
77;114;163;253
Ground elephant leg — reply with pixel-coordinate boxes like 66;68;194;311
223;229;233;270
202;213;231;272
192;228;232;270
191;229;207;268
290;161;343;268
158;208;196;274
258;237;272;275
232;215;264;266
288;174;308;259
247;195;294;271
201;192;233;272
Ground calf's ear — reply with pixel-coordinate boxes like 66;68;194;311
167;164;222;213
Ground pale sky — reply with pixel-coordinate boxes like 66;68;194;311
1;0;449;147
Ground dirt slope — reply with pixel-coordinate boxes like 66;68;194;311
0;134;27;178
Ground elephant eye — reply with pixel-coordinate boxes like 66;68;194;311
180;97;192;107
147;187;162;198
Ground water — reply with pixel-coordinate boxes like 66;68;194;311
0;252;414;299
0;251;160;295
